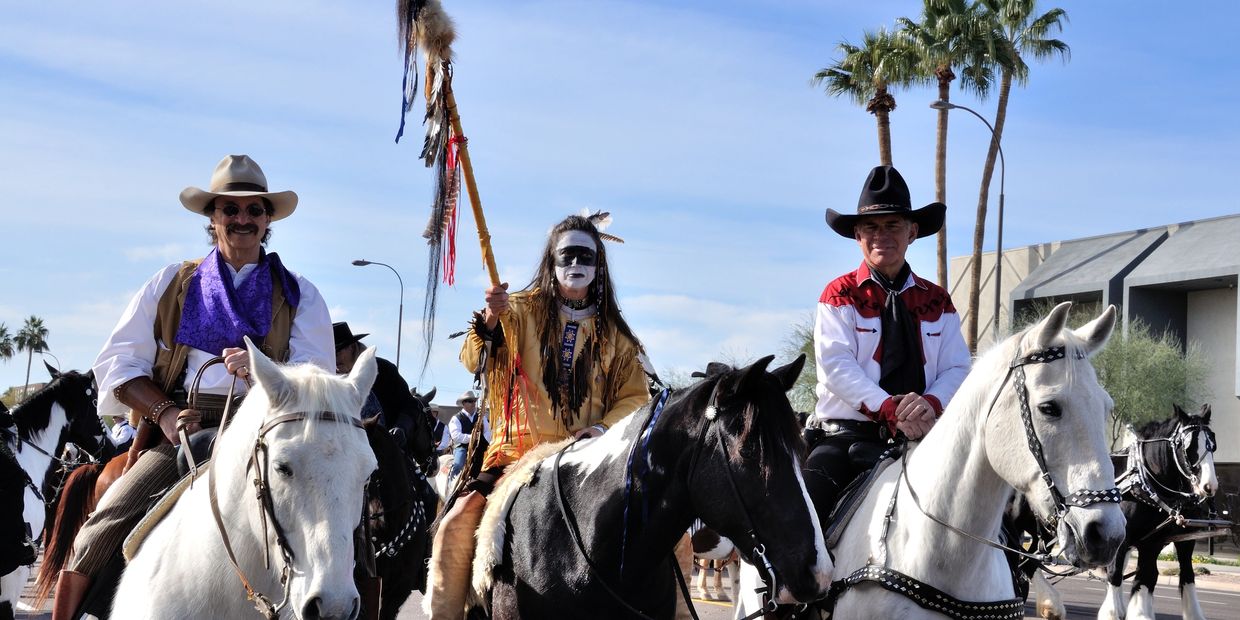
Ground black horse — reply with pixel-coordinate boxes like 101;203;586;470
467;355;831;619
1;365;110;620
1098;404;1222;620
363;414;440;620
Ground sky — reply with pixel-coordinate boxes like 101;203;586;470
2;1;1238;403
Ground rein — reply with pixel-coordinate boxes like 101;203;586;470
202;361;365;619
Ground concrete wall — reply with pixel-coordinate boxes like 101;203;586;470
1188;288;1239;465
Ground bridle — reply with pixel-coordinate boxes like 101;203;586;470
0;383;106;506
1130;422;1215;501
204;367;366;620
368;452;431;559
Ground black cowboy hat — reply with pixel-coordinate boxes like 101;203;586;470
333;322;369;352
826;166;945;239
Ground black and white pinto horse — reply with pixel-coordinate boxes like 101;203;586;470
0;364;110;620
739;302;1127;619
455;354;832;619
1097;404;1220;620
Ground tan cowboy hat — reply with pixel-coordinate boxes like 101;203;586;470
456;390;478;406
179;154;298;221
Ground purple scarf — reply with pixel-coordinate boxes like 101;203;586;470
175;248;301;355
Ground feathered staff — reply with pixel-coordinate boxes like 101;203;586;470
396;0;538;480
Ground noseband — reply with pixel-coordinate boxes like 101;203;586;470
206;385;365;620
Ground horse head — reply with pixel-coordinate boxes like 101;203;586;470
678;354;831;604
405;386;438;471
1138;403;1218;500
983;302;1125;568
9;367;108;460
223;338;379;620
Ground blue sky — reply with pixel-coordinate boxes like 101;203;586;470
2;1;1238;401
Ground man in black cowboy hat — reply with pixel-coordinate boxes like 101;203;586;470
804;165;971;524
333;321;431;456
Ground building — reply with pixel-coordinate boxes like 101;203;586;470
951;214;1240;519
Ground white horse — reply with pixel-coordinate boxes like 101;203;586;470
113;340;378;620
738;302;1127;619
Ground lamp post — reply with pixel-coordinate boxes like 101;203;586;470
930;100;1006;339
351;259;404;370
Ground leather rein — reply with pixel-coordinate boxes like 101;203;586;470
198;358;365;619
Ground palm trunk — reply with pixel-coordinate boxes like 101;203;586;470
876;109;893;167
965;71;1012;352
22;348;33;401
934;73;951;288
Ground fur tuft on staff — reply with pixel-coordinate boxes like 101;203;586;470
398;0;460;369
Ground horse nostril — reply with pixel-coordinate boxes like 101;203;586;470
302;597;323;620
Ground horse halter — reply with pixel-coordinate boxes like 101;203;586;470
997;345;1122;526
1128;421;1216;507
204;368;366;620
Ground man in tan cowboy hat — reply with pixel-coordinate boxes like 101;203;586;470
802;165;970;527
52;155;335;619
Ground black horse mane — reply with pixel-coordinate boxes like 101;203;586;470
1133;406;1208;440
663;361;805;479
8;370;91;443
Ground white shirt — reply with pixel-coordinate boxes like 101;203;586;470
93;260;334;418
447;408;491;446
109;420;135;444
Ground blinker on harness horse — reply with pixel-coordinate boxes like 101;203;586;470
202;360;367;620
826;345;1122;620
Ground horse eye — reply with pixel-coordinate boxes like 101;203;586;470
275;463;293;477
1037;402;1062;418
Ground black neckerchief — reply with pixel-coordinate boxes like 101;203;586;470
869;263;925;396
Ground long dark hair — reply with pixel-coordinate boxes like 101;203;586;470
522;215;641;423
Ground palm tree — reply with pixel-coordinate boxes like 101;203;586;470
0;323;14;363
961;0;1069;352
898;0;998;287
15;315;49;400
813;27;923;166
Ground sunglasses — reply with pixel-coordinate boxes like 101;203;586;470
217;204;269;218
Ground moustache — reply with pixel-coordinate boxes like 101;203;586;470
226;224;259;235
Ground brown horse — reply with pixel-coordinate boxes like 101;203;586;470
33;451;124;604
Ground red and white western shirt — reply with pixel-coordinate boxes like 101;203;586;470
813;262;971;424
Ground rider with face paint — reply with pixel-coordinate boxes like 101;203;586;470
426;214;651;619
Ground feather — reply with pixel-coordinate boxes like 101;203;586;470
579;209;625;243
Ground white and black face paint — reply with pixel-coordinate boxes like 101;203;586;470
553;230;597;291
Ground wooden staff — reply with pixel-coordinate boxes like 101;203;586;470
444;82;500;287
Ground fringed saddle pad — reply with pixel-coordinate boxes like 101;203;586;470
469;439;572;607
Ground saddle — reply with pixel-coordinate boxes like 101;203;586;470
824;445;902;550
122;465;206;561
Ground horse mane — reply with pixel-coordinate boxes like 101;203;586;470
235;362;365;443
1133;414;1179;440
8;370;90;443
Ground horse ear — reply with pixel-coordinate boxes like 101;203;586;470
347;346;379;405
770;354;807;392
44;361;60;379
1173;403;1188;419
739;355;776;393
245;336;293;406
1071;305;1117;357
421;387;438;406
1034;302;1073;349
1200;403;1212;423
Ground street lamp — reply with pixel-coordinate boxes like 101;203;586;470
930;99;1006;339
351;259;404;370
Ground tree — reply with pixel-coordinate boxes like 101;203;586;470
1092;319;1209;446
0;323;14;362
963;0;1070;352
898;0;998;287
15;315;49;401
813;27;924;166
783;316;818;414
